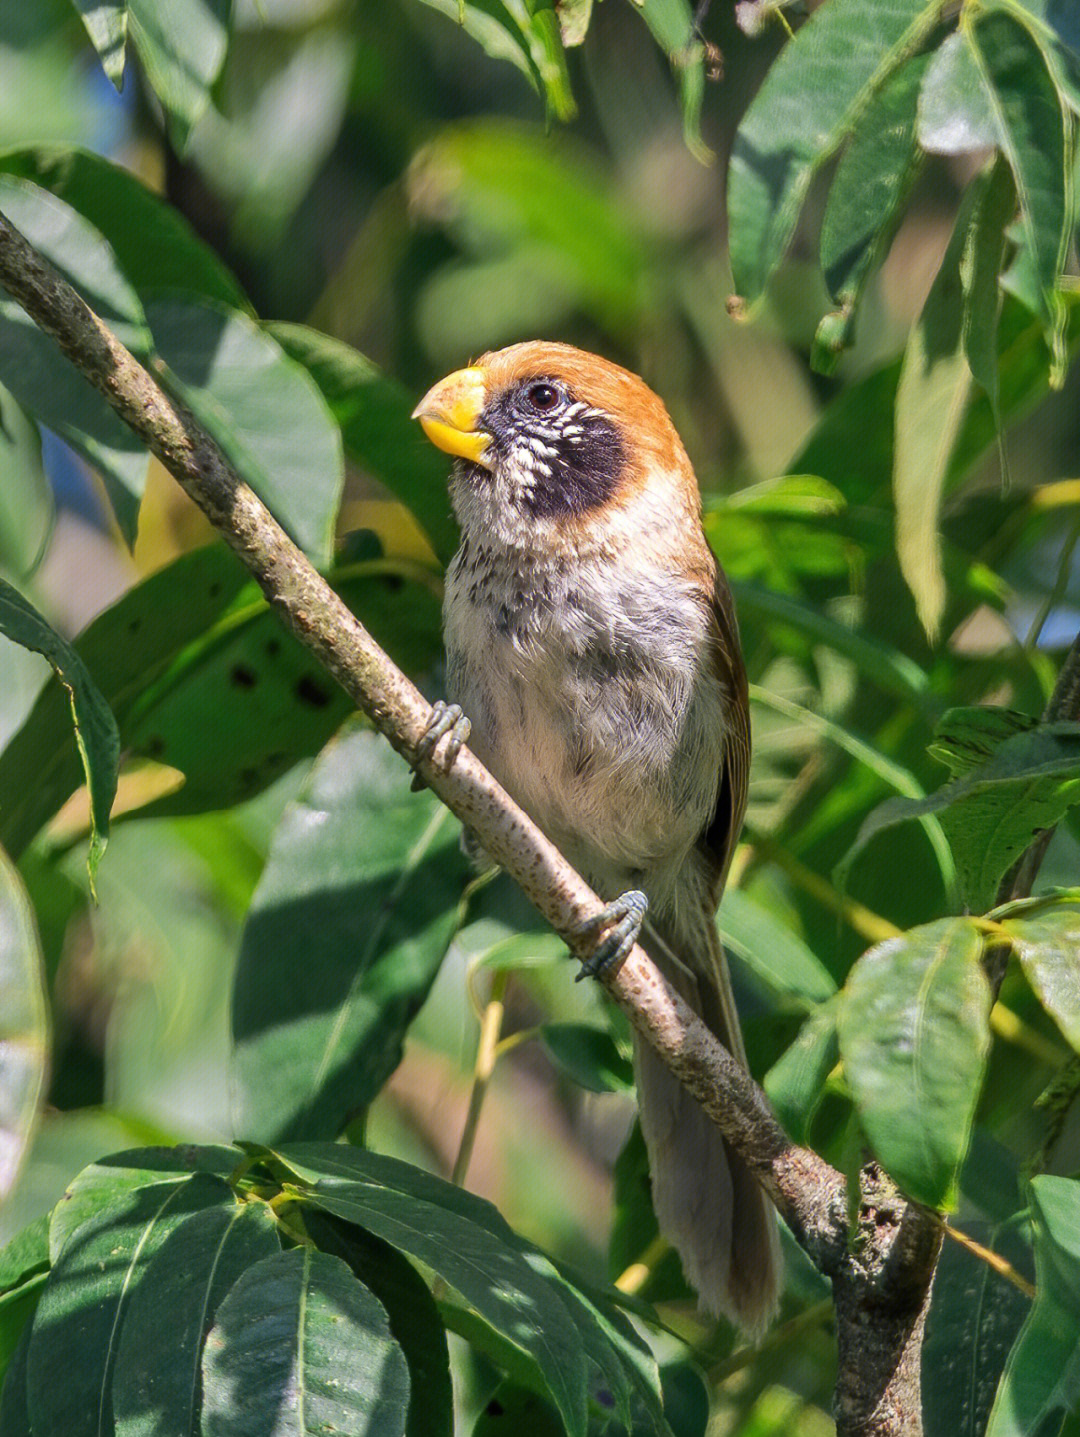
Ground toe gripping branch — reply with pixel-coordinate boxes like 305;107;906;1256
571;890;648;982
411;701;471;791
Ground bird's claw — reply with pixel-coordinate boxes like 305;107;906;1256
411;701;471;790
571;889;648;981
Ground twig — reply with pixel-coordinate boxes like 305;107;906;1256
933;1217;1036;1300
450;969;508;1188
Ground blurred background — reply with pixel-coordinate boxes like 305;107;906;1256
3;2;1080;1430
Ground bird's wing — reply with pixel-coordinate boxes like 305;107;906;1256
699;565;750;902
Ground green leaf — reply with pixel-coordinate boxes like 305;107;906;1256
27;1173;231;1437
0;1274;44;1401
929;707;1040;778
918;30;1000;153
1003;902;1080;1053
0;544;443;856
0;1323;31;1437
0;580;118;878
844;722;1080;911
961;159;1015;420
303;1213;453;1437
112;1201;281;1437
412;1;549;109
0;383;51;579
969;12;1070;382
0;147;250;310
540;1023;634;1093
728;0;940;302
815;53;926;365
718;888;836;1007
70;1;127;87
268;324;460;566
763;999;840;1144
201;1246;410;1437
894;178;978;641
627;0;707;158
986;1175;1080;1437
0;1216;49;1294
270;1145;591;1437
232;727;469;1142
837;918;991;1208
0;174;151;538
146;298;343;567
982;0;1080;116
0;848;48;1207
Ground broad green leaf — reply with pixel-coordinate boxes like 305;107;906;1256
0;1273;44;1398
961;158;1015;416
718;888;835;1007
733;582;931;701
112;1201;281;1437
728;0;939;302
0;175;151;538
0;383;51;578
232;728;469;1142
1003;902;1080;1052
763;999;840;1144
0;1216;49;1294
540;1023;633;1093
0;147;250;310
983;0;1080;114
70;1;127;85
27;1173;231;1437
918;30;1000;153
268;324;459;566
0;580;118;878
837;918;991;1208
929;707;1039;778
473;1382;566;1437
969;12;1070;381
270;1144;591;1437
0;848;47;1206
201;1247;410;1437
412;1;549;108
0;544;444;856
626;0;707;158
986;1175;1080;1437
0;1323;31;1436
146;298;343;567
844;722;1080;911
49;1146;243;1262
303;1214;453;1437
894;179;978;641
815;54;926;366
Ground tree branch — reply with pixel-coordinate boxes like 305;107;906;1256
0;210;846;1265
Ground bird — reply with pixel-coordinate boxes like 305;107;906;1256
411;340;780;1335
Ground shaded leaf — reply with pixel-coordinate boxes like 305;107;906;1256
718;887;836;1007
763;999;840;1144
844;722;1080;911
987;0;1080;113
112;1201;281;1437
837;918;991;1208
0;147;250;310
201;1247;410;1437
962;157;1015;416
986;1175;1080;1437
304;1214;453;1437
268;324;459;566
0;175;151;537
929;706;1038;777
540;1023;633;1094
231;728;469;1142
27;1173;231;1437
628;0;707;158
0;848;48;1207
146;298;343;567
728;0;939;301
0;383;51;579
0;580;118;878
0;1322;31;1437
1003;902;1080;1053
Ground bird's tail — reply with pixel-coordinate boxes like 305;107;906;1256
633;907;781;1338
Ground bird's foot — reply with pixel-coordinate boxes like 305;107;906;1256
571;889;648;982
411;701;471;790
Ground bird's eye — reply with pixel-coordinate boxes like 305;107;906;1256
525;382;561;412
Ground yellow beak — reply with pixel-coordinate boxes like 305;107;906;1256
412;367;492;465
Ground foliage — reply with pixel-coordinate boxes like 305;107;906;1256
0;1;1079;1434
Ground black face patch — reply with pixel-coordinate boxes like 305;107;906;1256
479;377;625;518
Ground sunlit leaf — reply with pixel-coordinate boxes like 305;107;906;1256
69;1;127;86
837;918;991;1208
0;580;118;878
1002;901;1080;1053
728;0;940;301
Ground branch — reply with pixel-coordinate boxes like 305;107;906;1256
0;211;846;1269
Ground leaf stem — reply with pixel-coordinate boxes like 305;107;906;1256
451;968;509;1188
932;1216;1035;1300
